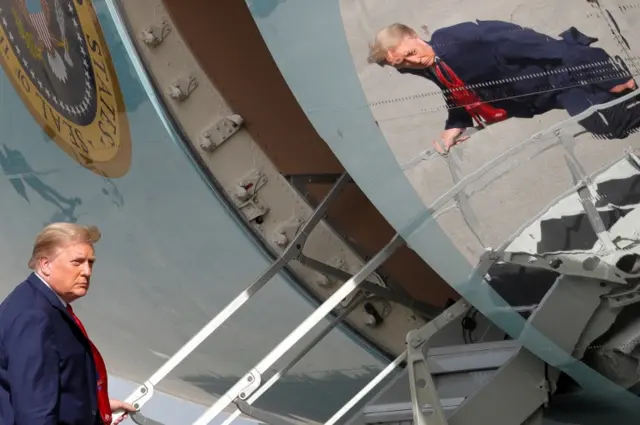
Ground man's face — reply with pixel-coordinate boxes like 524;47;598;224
386;36;435;69
40;242;96;303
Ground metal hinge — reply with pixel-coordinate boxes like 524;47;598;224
168;73;198;101
234;170;269;223
200;114;244;152
140;19;171;47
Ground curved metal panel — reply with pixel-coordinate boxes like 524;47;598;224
245;0;640;422
0;0;389;423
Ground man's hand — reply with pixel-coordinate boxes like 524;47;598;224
433;128;470;154
110;399;137;424
609;78;637;94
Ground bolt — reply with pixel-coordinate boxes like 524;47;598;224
549;258;563;269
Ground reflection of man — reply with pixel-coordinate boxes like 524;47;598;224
0;223;136;424
0;145;82;222
368;21;639;154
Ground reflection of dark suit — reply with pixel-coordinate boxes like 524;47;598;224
0;274;101;425
0;145;82;222
400;20;640;138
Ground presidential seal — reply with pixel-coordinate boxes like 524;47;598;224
0;0;131;177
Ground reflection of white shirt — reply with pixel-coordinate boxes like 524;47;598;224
34;272;67;307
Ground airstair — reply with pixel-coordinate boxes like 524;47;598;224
108;81;640;425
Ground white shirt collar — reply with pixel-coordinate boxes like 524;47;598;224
35;272;68;307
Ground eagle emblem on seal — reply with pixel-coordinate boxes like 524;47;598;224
0;0;132;177
19;0;73;81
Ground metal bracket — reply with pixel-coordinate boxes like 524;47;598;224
312;255;371;308
237;197;269;223
363;299;392;327
403;252;498;425
297;252;441;318
271;216;304;248
140;19;171;47
406;299;471;425
168;74;198;101
299;253;383;288
112;381;154;424
603;282;640;308
329;256;350;288
329;256;364;308
200;114;245;152
284;171;431;314
237;370;261;400
235;169;268;201
495;249;634;284
234;170;269;223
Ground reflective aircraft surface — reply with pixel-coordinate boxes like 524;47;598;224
246;0;640;423
0;0;389;424
4;0;640;424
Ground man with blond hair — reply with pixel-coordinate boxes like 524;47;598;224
0;222;136;425
369;21;639;154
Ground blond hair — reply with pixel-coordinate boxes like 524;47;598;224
28;223;102;269
368;23;418;65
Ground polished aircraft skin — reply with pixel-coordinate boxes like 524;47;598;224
2;0;640;424
0;1;388;423
245;0;640;423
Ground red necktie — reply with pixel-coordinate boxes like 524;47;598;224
66;304;112;425
434;60;508;127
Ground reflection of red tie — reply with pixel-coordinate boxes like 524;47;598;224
66;304;112;425
434;60;508;127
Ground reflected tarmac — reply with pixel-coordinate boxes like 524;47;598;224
338;0;640;265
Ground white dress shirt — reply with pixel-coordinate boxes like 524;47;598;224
34;272;67;307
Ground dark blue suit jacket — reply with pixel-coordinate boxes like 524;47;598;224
400;20;630;130
0;273;101;425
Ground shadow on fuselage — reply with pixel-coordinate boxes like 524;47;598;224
0;144;82;224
